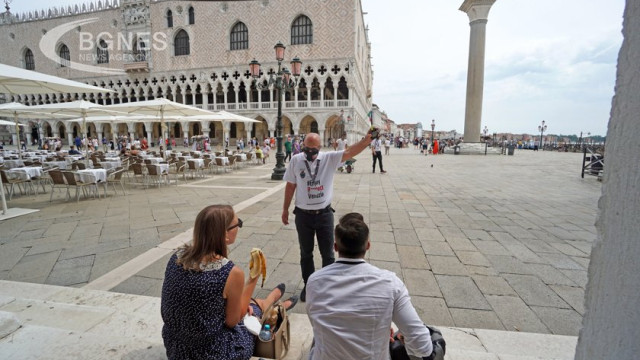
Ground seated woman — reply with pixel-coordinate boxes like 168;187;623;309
161;205;298;360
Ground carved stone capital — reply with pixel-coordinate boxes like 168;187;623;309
459;0;496;22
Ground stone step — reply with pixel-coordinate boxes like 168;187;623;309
0;280;577;359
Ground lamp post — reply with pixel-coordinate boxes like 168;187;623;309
538;120;547;151
483;125;488;155
249;42;302;180
430;119;435;147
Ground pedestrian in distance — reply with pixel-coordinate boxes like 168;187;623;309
371;136;386;174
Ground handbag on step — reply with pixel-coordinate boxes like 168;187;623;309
253;301;290;359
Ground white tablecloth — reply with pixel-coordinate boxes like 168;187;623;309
43;161;69;170
146;157;164;165
76;169;107;183
25;154;49;162
104;157;121;162
217;157;229;165
153;163;170;174
3;159;25;169
65;155;84;163
99;161;121;170
187;159;205;168
8;166;44;180
236;153;247;161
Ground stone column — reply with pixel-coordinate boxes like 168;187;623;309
575;1;640;358
144;122;152;147
318;127;325;147
459;0;496;143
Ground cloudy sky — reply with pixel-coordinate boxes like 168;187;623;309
9;0;625;136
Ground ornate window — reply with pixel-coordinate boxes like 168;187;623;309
24;48;35;70
174;30;190;56
97;39;109;64
291;15;313;45
134;39;147;62
230;22;248;50
188;7;195;25
59;44;70;67
167;10;173;28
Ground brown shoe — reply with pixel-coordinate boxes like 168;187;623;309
381;170;387;174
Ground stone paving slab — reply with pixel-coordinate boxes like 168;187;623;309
0;147;600;336
0;280;580;360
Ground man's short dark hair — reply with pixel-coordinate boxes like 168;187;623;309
335;212;368;257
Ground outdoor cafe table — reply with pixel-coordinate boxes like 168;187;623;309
217;157;230;166
7;166;44;180
99;161;121;170
187;158;205;168
146;157;164;165
7;166;44;194
76;169;108;198
43;161;69;170
104;157;121;162
154;163;170;174
65;156;84;164
3;159;25;169
25;154;49;162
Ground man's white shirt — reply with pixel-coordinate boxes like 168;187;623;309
284;151;343;210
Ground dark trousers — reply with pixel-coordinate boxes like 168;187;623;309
285;151;292;162
372;151;384;172
294;209;335;284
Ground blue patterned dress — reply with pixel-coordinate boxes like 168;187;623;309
161;252;259;360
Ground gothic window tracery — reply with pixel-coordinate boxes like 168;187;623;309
230;22;248;50
291;15;312;45
174;30;190;56
24;48;35;70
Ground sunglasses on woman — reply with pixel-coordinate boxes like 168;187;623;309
227;218;243;231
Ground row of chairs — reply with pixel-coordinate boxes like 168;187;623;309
48;168;126;202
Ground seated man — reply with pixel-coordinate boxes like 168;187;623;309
306;213;438;360
68;146;82;155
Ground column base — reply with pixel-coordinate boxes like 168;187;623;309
443;142;503;155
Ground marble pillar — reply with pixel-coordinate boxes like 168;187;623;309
575;1;640;358
459;0;496;143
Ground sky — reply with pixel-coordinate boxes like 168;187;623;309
8;0;626;136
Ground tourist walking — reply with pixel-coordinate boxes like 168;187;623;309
371;137;386;173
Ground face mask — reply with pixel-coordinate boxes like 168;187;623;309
303;147;319;162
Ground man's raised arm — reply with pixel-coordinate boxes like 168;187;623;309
341;131;374;162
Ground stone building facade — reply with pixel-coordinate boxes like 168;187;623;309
0;0;373;148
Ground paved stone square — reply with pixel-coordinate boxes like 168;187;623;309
0;147;600;336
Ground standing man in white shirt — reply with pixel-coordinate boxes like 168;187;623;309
371;136;387;173
282;131;374;302
306;213;438;360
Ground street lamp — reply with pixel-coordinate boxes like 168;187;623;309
430;119;435;147
482;125;488;155
538;120;547;151
249;42;302;180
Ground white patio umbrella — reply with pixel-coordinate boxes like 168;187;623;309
214;110;261;124
0;63;113;220
0;118;26;126
0;63;111;95
0;102;74;158
104;98;217;158
20;101;126;163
